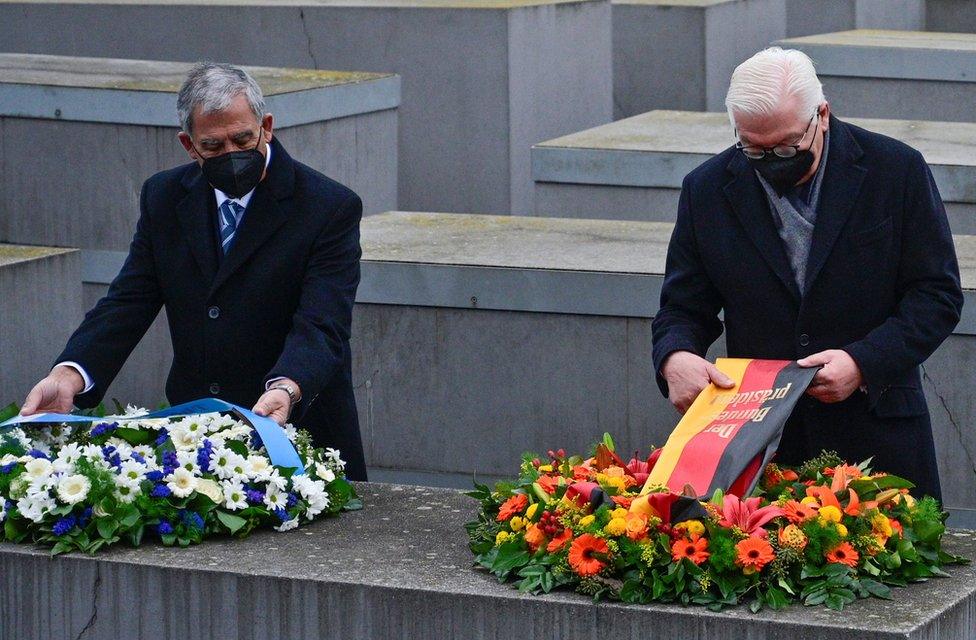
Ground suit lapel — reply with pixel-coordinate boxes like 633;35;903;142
207;137;296;299
723;153;802;302
802;117;867;292
176;169;219;284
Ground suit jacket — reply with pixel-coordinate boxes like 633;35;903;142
651;116;963;500
57;138;367;479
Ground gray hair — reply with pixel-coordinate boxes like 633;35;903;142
176;61;266;135
725;47;825;129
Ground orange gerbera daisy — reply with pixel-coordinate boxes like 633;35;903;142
547;528;574;553
736;536;775;573
783;499;817;524
826;542;860;568
671;534;710;565
568;534;609;576
523;524;548;552
496;494;529;522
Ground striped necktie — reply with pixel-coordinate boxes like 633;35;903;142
218;200;246;254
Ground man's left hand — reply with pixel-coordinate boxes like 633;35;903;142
797;349;863;403
253;380;300;425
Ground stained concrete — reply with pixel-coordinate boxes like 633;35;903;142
0;483;973;639
775;30;976;123
0;245;82;405
0;0;612;215
532;110;976;231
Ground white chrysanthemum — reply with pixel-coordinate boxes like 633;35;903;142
0;500;6;522
305;492;331;519
274;517;299;532
245;455;271;477
282;424;298;442
113;480;141;504
315;463;336;483
132;445;158;467
207;414;240;433
264;469;288;491
176;450;201;475
209;448;240;480
17;493;55;523
57;474;92;505
176;416;208;438
82;444;104;461
168;425;201;451
291;475;326;499
106;439;134;461
165;467;198;498
324;449;346;469
30;441;53;457
118;460;146;486
0;453;20;466
221;480;248;511
263;486;286;510
53;442;83;473
24;458;53;482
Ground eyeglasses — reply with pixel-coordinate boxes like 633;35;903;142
735;111;819;160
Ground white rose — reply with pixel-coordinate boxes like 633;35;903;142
196;478;223;504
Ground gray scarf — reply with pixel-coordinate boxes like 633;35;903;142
757;129;830;294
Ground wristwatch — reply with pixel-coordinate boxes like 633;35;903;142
269;383;299;406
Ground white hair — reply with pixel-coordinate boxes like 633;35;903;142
176;61;266;135
725;47;825;129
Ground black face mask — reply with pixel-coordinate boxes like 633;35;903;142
748;150;815;196
193;129;266;198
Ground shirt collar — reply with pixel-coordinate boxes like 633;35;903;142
213;141;273;210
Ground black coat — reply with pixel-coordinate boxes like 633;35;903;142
57;138;367;480
651;116;963;500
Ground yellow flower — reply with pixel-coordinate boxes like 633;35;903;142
604;518;628;536
871;512;892;538
510;516;526;532
578;515;596;528
525;503;539;521
612;508;629;520
801;496;820;507
538;464;553;473
818;505;842;523
495;531;510;545
836;523;848;538
675;520;705;538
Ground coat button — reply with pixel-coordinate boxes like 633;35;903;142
799;334;810;347
208;306;220;319
209;383;220;395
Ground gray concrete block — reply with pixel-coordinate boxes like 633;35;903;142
0;484;974;640
925;0;976;32
774;30;976;123
786;0;924;37
0;245;82;405
612;0;787;118
348;212;976;519
531;110;976;231
0;0;612;215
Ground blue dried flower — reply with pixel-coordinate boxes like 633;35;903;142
245;489;264;505
154;429;170;446
0;462;17;474
162;451;179;474
196;439;214;474
90;422;118;438
274;508;289;523
53;516;76;537
27;449;50;460
101;446;121;469
286;492;298;508
78;507;93;528
151;483;172;498
145;470;164;482
179;510;205;531
130;452;147;465
157;520;174;535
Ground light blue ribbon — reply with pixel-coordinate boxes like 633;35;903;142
0;397;304;473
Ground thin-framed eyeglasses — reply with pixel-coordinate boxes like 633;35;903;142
735;111;819;160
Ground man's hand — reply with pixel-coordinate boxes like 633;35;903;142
252;379;301;426
21;365;86;415
661;351;736;414
797;349;863;403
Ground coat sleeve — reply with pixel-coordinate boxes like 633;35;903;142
844;150;963;405
264;192;362;409
651;175;725;397
55;182;165;407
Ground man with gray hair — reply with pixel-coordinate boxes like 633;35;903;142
652;47;962;499
20;61;368;479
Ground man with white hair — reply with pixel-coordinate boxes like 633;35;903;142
652;47;962;499
20;61;368;479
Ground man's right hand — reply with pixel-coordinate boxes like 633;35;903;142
20;366;86;415
661;350;736;414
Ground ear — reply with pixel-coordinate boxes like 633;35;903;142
177;131;201;161
819;102;831;131
261;113;274;141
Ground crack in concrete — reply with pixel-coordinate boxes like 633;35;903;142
74;564;101;640
921;363;976;476
298;8;321;70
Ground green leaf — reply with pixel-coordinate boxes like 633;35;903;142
215;510;247;535
120;509;141;528
602;433;615;452
0;403;19;423
114;427;153;446
343;497;364;511
859;578;892;600
825;593;847;611
491;542;531;577
96;518;118;540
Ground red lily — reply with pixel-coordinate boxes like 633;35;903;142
718;494;784;538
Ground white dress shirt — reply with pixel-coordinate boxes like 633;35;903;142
60;144;280;396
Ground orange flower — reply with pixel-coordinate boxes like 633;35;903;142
778;524;808;551
736;536;775;573
671;535;710;565
497;494;529;522
782;469;799;482
625;512;649;541
536;475;559;494
611;494;635;509
783;500;817;524
547;528;573;553
568;534;609;576
524;524;548;552
826;542;860;568
889;518;904;538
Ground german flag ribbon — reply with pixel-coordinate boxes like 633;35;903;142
643;358;819;498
